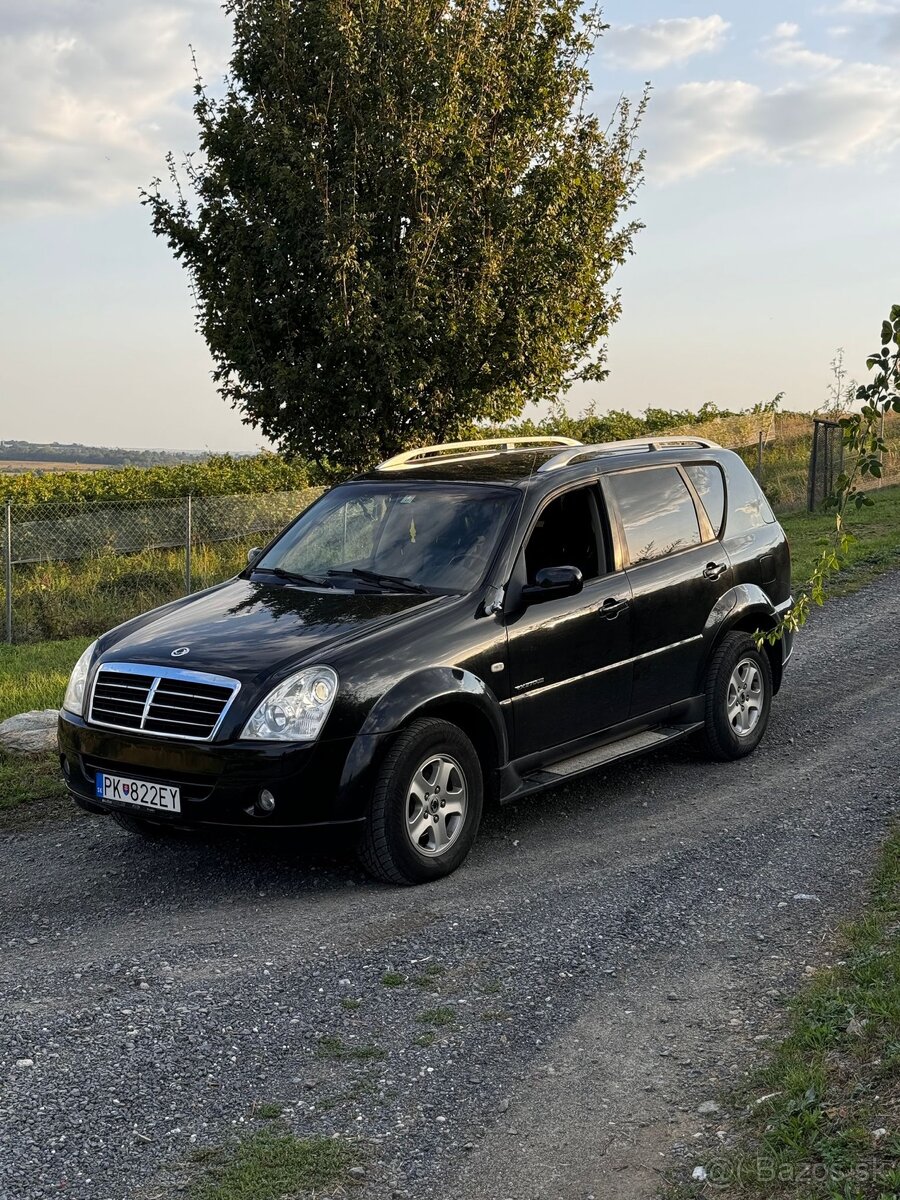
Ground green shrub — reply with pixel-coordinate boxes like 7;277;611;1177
0;453;317;513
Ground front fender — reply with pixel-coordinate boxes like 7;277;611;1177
336;667;509;817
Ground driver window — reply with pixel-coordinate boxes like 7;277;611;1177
524;487;603;584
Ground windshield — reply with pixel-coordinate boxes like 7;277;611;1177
253;482;516;593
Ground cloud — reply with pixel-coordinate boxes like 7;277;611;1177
826;0;898;12
646;62;900;181
603;15;730;71
763;26;842;70
0;1;229;219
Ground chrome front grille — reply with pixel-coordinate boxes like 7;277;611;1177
88;663;241;742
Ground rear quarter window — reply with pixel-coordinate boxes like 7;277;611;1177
685;463;726;536
724;458;776;534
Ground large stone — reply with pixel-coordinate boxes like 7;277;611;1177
0;709;59;755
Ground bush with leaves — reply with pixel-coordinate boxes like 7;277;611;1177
0;453;313;515
762;305;900;644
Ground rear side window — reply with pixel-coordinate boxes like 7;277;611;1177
725;459;776;535
685;464;726;536
607;468;701;566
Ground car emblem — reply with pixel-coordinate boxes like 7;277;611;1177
171;646;190;658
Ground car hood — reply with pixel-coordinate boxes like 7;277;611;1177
98;578;443;684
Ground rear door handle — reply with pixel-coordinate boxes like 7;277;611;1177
600;598;629;619
703;561;728;581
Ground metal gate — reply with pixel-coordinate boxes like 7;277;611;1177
807;419;845;511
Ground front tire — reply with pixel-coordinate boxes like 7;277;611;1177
359;718;484;885
699;631;773;761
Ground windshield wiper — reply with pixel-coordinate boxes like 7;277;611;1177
327;567;430;594
252;566;335;589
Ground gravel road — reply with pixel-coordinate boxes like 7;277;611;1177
1;574;898;1200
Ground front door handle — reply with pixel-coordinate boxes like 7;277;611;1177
600;598;629;619
703;561;728;581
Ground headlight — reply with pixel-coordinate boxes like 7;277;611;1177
241;666;338;742
62;640;98;716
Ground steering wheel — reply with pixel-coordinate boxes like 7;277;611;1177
449;551;489;575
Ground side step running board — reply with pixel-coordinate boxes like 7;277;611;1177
518;723;702;794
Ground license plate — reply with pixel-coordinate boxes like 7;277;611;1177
95;772;181;814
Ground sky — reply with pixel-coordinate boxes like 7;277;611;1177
1;1;899;452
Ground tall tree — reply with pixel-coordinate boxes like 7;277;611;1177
145;0;646;470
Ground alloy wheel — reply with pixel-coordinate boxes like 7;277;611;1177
726;657;764;737
405;752;468;857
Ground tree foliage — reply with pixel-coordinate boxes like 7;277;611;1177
761;304;900;644
144;0;646;470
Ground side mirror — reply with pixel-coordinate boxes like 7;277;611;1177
247;546;263;566
521;565;583;605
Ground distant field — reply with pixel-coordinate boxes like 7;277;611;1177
0;460;109;475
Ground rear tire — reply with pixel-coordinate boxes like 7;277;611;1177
359;718;484;885
699;631;773;761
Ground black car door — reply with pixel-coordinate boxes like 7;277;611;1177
504;483;634;757
602;464;731;717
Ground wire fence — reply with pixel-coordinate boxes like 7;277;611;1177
2;488;323;644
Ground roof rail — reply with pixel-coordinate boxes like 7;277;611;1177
537;436;722;473
376;436;581;471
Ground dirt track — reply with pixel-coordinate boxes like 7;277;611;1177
1;573;897;1200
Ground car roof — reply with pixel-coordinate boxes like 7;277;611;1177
355;442;734;488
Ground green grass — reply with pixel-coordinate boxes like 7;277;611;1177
0;636;91;722
186;1129;356;1200
250;1102;283;1121
9;541;253;643
0;637;90;814
417;1006;455;1027
315;1035;385;1062
668;824;900;1199
0;752;67;811
412;963;446;990
381;971;405;987
782;483;900;597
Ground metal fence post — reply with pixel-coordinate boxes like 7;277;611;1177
185;495;193;595
4;502;11;644
756;430;764;484
807;421;819;512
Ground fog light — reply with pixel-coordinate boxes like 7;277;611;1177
257;789;276;814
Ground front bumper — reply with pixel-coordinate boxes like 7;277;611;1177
58;711;381;829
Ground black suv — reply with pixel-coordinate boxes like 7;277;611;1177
60;436;793;884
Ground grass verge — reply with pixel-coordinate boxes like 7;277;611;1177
668;825;900;1199
0;638;92;814
186;1129;357;1200
0;636;91;722
780;482;900;597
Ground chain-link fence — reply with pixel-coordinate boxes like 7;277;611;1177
2;489;323;643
